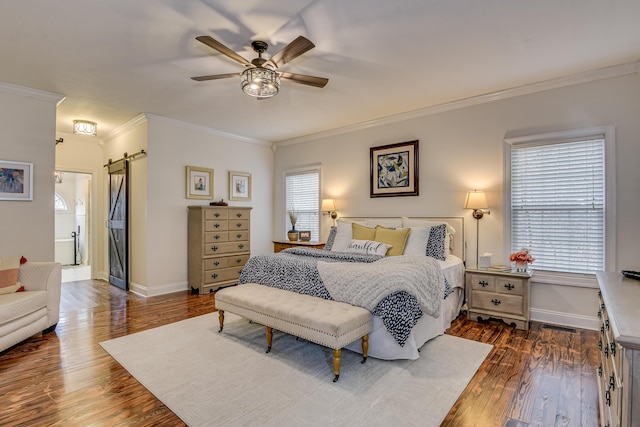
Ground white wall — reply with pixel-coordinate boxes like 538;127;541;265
139;115;274;296
273;73;640;330
0;84;62;261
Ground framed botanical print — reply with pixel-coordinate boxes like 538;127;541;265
186;166;213;200
229;171;251;201
0;160;33;201
370;140;419;197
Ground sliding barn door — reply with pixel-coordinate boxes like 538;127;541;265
107;160;129;290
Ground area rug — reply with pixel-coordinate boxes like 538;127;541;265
100;313;492;427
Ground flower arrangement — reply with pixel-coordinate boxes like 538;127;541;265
288;210;298;230
510;248;535;264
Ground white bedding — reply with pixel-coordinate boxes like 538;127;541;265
345;254;465;360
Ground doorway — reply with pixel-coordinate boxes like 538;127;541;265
54;171;92;283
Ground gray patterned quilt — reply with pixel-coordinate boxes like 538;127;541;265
239;248;453;346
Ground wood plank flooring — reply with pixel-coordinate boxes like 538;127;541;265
0;280;600;426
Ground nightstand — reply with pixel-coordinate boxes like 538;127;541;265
273;240;326;253
465;266;533;330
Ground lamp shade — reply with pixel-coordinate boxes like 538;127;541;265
321;199;336;212
464;191;488;210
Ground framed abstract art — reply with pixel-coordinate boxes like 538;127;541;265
370;140;419;197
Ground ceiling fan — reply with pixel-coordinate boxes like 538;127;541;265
191;35;328;99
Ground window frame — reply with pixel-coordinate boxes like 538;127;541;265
503;125;616;286
283;165;322;241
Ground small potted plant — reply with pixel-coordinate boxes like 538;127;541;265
510;248;535;272
287;210;299;241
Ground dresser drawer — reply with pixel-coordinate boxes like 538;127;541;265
204;241;249;255
471;291;524;316
204;208;229;220
205;220;229;231
228;209;250;220
469;274;495;291
203;254;250;270
205;231;229;243
203;265;244;284
495;277;524;296
228;230;250;241
228;219;249;231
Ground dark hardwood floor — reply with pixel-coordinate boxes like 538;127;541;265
0;280;600;426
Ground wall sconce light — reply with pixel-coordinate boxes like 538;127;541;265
73;120;97;137
321;199;338;225
465;190;491;267
54;171;63;184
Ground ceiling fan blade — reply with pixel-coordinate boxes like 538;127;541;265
195;36;251;67
280;72;328;88
268;36;315;69
191;72;241;81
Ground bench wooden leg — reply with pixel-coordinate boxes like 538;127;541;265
332;348;342;382
361;334;369;364
265;326;273;353
218;310;224;332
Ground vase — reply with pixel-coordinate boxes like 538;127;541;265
287;228;299;242
515;262;528;272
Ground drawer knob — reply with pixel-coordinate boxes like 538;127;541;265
610;342;616;357
236;223;242;228
235;258;242;263
604;346;609;358
600;302;605;310
491;298;501;306
238;243;245;249
604;319;609;330
214;234;220;240
211;246;218;252
478;280;489;287
597;365;602;377
213;261;220;266
605;390;611;406
600;326;604;335
598;339;602;350
214;223;220;228
211;273;218;279
236;213;242;218
609;375;616;391
236;233;242;238
504;283;514;291
214;212;220;217
597;310;601;318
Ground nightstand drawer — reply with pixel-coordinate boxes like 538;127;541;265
469;274;495;291
496;277;524;296
471;291;524;316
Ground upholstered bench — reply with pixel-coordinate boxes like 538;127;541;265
215;283;373;382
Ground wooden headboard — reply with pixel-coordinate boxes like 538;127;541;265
340;216;465;262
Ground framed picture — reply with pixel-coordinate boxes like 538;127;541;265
186;166;213;200
298;231;311;241
0;160;33;201
370;140;419;197
229;171;251;201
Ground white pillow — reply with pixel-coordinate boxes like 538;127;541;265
402;218;456;255
345;239;391;256
402;226;432;256
330;219;367;252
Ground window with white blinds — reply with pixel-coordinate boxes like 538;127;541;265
285;169;320;241
510;137;605;274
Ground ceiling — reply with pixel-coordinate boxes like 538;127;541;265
1;0;639;143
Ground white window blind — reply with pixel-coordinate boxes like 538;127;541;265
285;169;320;241
510;138;605;274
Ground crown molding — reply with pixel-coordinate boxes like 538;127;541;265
101;113;148;142
0;81;64;104
274;60;640;148
144;113;272;148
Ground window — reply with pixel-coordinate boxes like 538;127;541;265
285;168;320;241
54;192;68;211
505;127;615;275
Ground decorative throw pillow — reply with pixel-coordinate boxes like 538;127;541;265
0;256;24;295
324;226;337;250
426;224;447;261
374;226;410;256
345;239;391;256
402;226;432;256
402;218;456;256
352;222;376;241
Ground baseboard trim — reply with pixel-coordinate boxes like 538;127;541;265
530;308;599;331
129;281;188;297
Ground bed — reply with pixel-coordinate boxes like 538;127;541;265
239;216;465;360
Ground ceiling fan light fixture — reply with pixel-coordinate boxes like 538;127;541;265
73;120;97;136
240;67;280;98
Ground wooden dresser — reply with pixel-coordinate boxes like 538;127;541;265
188;206;251;294
596;271;640;427
273;240;325;253
465;266;532;330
